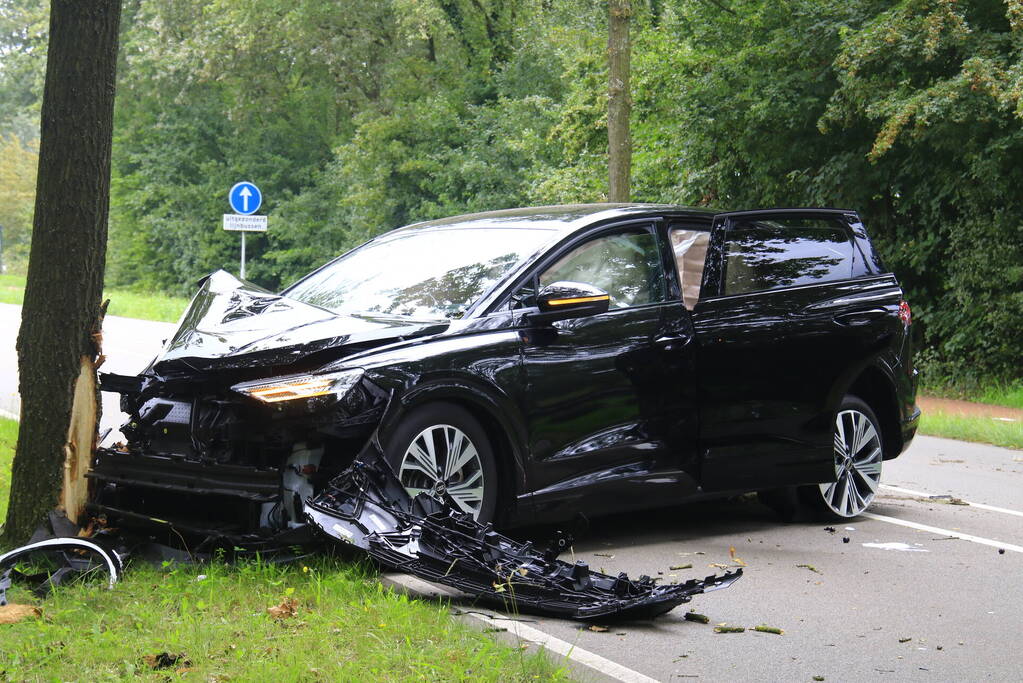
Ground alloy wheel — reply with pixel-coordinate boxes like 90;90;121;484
818;408;883;517
398;424;486;518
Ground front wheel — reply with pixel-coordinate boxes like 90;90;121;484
383;402;498;523
806;396;884;519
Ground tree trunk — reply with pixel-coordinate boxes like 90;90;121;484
2;0;121;544
607;0;632;203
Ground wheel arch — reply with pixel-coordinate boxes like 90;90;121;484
387;378;529;525
843;364;902;461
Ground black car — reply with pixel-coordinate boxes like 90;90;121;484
94;204;919;540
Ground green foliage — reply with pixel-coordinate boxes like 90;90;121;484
0;274;188;322
0;134;36;271
1;0;1020;384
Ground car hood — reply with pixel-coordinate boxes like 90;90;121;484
152;270;448;374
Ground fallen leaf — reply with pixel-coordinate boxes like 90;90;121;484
588;625;609;632
267;597;298;620
0;604;41;624
670;563;692;570
753;624;784;635
796;563;822;574
714;625;745;633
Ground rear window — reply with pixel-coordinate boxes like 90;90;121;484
722;217;860;296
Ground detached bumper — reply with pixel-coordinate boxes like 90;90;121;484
305;445;741;621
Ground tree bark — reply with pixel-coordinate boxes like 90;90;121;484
607;0;632;203
2;0;121;544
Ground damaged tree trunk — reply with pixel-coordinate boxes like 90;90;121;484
607;0;632;202
1;0;121;544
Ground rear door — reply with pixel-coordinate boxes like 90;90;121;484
690;210;900;491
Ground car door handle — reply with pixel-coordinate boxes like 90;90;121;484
654;335;691;352
833;309;888;326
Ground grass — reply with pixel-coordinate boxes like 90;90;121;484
0;416;15;522
0;418;566;681
0;274;189;323
976;383;1023;411
918;411;1023;450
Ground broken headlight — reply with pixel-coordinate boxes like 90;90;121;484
231;368;365;404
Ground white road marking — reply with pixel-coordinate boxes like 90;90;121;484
861;511;1023;553
880;483;1023;518
384;573;659;683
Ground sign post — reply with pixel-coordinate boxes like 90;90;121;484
225;181;265;279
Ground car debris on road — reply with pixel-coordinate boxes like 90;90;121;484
1;448;741;621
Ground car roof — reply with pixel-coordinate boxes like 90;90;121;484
388;204;721;239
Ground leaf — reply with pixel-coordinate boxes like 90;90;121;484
267;597;299;620
754;624;784;635
588;625;609;632
714;626;745;633
670;564;692;570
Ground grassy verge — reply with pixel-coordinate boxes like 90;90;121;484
976;383;1023;411
918;411;1023;450
0;418;566;680
0;274;189;323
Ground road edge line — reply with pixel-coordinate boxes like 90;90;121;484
880;483;1023;518
861;511;1023;553
380;572;658;683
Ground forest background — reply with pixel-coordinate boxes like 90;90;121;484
1;0;1021;391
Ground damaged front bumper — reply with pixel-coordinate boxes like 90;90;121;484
305;444;741;621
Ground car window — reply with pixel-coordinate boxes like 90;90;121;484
722;217;857;296
284;227;555;320
668;227;710;310
539;230;664;309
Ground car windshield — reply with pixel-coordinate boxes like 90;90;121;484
284;226;555;320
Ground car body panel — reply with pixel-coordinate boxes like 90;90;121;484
93;203;918;535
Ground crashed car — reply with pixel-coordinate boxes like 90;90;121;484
93;204;918;545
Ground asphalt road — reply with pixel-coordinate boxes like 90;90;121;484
1;302;1020;681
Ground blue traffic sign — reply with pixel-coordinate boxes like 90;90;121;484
229;181;262;215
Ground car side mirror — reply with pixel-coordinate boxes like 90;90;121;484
527;281;611;325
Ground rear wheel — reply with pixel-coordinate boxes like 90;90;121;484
760;396;884;521
805;395;884;519
383;402;498;523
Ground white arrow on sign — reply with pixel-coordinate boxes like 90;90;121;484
239;186;252;213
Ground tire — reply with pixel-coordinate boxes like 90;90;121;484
801;395;884;519
382;402;498;523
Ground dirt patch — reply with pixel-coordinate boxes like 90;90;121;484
918;396;1023;422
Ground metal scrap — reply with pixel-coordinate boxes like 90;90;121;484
304;447;741;620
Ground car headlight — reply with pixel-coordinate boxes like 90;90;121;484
231;368;365;404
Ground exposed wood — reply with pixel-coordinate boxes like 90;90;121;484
2;0;121;544
607;0;632;202
59;356;99;524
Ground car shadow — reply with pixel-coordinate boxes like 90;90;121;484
511;495;791;552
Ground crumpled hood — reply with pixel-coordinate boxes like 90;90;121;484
153;270;447;374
